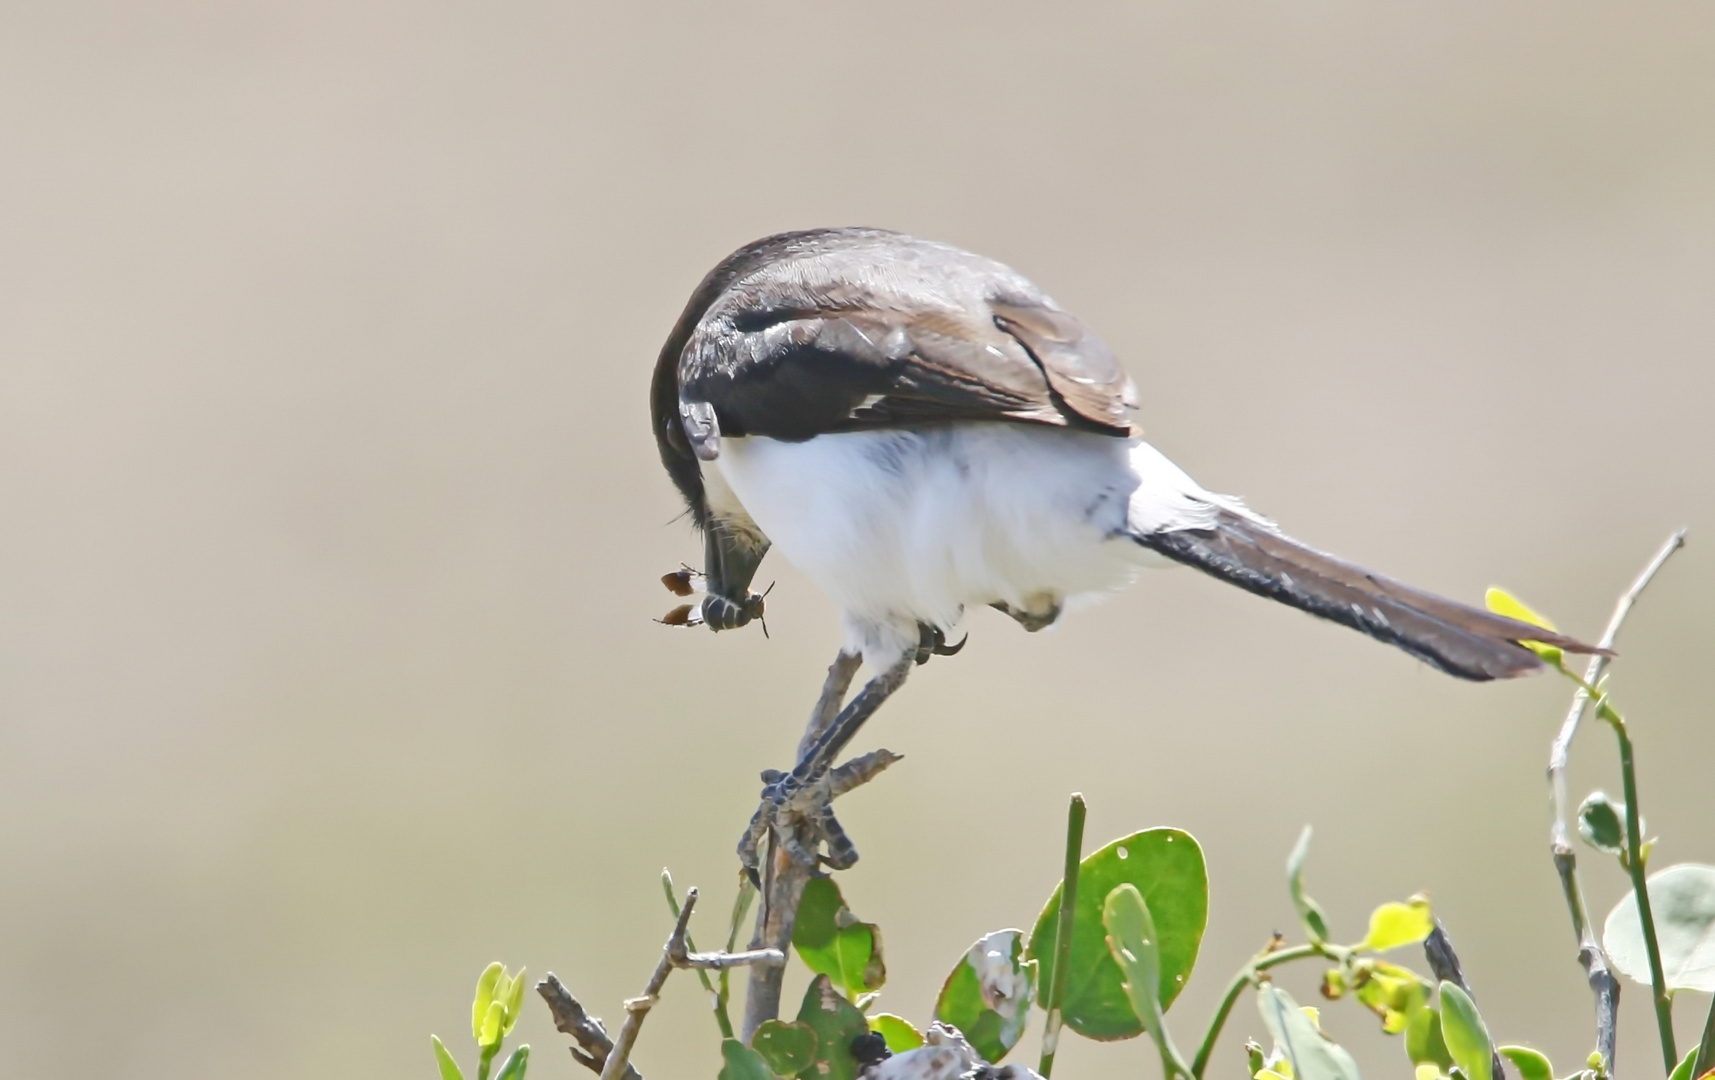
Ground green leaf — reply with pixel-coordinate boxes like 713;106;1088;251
1666;1047;1697;1080
793;878;886;995
752;1020;817;1075
431;1035;466;1080
869;1014;925;1053
1257;985;1363;1080
494;1045;530;1080
1498;1046;1553;1080
1576;793;1628;857
1404;997;1454;1070
719;1037;781;1080
1362;898;1434;953
472;962;505;1043
478;1000;506;1049
1026;828;1208;1040
1102;885;1168;1046
1603;863;1715;991
1288;827;1331;944
933;929;1035;1062
1437;983;1493;1080
1482;588;1562;664
795;975;868;1080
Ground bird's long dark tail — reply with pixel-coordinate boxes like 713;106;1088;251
1134;508;1607;680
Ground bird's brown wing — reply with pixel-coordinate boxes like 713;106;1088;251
670;229;1136;459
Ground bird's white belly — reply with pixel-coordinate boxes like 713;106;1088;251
707;424;1176;665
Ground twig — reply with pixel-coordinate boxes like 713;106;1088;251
1546;529;1685;1076
1190;941;1325;1079
1550;530;1685;856
598;889;700;1080
1039;794;1087;1079
1423;921;1505;1080
742;652;901;1041
536;973;641;1080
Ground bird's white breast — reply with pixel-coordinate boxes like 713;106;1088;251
704;424;1230;668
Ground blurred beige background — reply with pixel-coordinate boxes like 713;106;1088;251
2;3;1712;1078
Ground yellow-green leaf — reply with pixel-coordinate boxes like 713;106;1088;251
479;999;506;1048
503;968;527;1035
472;963;505;1042
1483;588;1556;630
1362;898;1434;953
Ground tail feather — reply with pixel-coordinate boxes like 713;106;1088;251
1135;509;1609;681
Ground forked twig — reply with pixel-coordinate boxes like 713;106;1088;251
1546;528;1686;1076
539;889;784;1080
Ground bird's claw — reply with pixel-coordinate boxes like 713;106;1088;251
737;765;859;886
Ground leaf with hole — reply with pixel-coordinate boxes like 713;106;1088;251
1026;828;1207;1040
752;1020;817;1076
934;929;1035;1062
1603;863;1715;991
794;877;886;995
795;975;869;1080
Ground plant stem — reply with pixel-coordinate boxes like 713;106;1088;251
1190;943;1326;1078
1039;794;1088;1079
662;872;733;1039
1600;699;1678;1073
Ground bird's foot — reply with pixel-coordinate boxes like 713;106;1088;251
913;623;968;665
737;749;904;885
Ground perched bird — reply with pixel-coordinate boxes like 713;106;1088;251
650;227;1602;874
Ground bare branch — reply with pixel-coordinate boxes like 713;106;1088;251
597;888;700;1080
1550;528;1687;853
1545;528;1683;1078
536;973;641;1080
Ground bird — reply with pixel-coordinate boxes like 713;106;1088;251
649;226;1603;876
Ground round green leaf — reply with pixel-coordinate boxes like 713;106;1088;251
935;929;1035;1062
719;1038;780;1080
1666;1047;1698;1080
1026;828;1207;1040
1437;982;1493;1080
752;1020;818;1076
869;1014;925;1053
795;975;868;1080
1603;863;1715;991
1361;898;1434;953
1498;1046;1553;1080
1404;996;1453;1070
